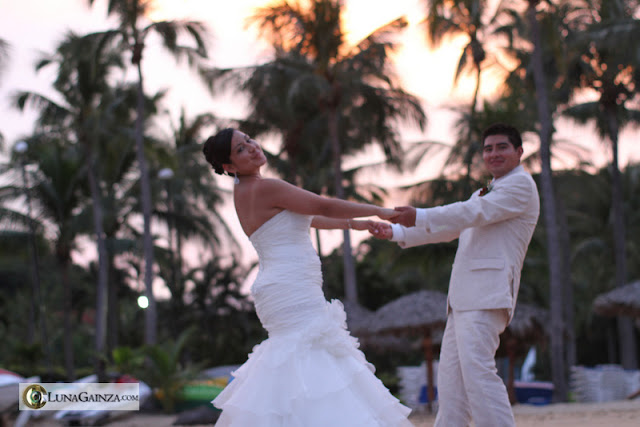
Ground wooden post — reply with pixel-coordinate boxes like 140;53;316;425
422;330;435;412
506;336;517;404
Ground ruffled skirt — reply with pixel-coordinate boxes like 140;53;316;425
212;299;413;426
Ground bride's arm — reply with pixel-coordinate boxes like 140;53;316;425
258;178;395;220
311;216;376;231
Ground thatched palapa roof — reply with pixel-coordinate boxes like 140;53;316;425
368;290;448;335
508;302;549;339
343;300;416;351
593;280;640;318
343;300;374;335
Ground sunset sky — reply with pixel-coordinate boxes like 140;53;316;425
0;0;485;151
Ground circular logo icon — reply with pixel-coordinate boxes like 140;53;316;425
22;384;47;409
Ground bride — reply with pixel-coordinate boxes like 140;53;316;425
202;128;414;426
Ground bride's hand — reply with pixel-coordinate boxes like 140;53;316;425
352;220;392;239
376;208;399;221
369;221;392;240
350;219;374;231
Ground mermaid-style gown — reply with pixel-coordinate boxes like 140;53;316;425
213;210;413;426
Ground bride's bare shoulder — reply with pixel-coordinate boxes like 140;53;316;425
257;178;293;189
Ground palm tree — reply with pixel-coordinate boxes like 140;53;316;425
14;31;132;379
523;0;569;400
154;109;240;335
86;0;209;345
422;0;506;192
2;136;87;380
488;0;596;401
3;142;51;373
86;84;157;355
562;0;640;369
558;165;640;366
209;0;425;302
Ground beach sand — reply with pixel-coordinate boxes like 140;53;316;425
8;400;640;426
410;400;640;427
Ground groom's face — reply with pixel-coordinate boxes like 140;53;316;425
482;134;523;179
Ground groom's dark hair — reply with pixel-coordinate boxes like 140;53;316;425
482;123;522;149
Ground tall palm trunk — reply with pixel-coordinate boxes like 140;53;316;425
107;249;119;353
605;107;637;369
527;1;567;401
82;136;110;380
328;106;357;303
134;54;157;345
557;197;576;369
464;63;482;195
176;222;184;301
20;160;51;373
60;255;75;381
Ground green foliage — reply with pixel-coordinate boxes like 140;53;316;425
111;346;146;375
139;328;205;414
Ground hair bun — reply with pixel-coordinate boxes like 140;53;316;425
202;128;235;177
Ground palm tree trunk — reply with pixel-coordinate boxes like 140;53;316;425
135;61;157;345
464;64;482;195
83;140;110;381
107;250;119;353
328;106;357;303
176;227;184;302
528;1;567;401
605;107;637;369
61;259;75;381
20;159;51;373
557;196;576;369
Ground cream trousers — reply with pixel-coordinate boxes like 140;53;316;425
434;309;515;427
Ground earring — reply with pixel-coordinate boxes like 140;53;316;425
234;173;240;185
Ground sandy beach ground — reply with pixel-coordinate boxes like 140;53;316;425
7;399;639;426
409;400;640;427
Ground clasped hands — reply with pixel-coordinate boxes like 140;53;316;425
349;206;417;240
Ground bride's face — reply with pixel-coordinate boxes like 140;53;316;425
228;130;267;174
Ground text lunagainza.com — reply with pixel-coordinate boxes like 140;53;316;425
45;391;139;403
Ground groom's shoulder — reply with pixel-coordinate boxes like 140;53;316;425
499;168;538;195
505;166;535;183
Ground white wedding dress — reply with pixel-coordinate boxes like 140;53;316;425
213;210;413;426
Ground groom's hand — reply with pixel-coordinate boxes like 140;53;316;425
368;222;392;240
391;206;416;227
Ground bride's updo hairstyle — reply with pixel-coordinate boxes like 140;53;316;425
202;128;235;176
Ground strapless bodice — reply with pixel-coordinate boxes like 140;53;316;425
249;210;321;277
248;210;324;336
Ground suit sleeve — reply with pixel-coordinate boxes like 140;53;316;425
390;218;460;249
416;173;534;234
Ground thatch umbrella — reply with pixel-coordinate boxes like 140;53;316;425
343;300;416;351
343;300;374;336
593;280;640;318
498;302;549;403
591;281;640;400
368;290;448;410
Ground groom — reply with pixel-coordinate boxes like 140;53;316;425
371;123;539;426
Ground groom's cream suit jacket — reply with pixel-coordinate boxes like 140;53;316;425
391;165;539;321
